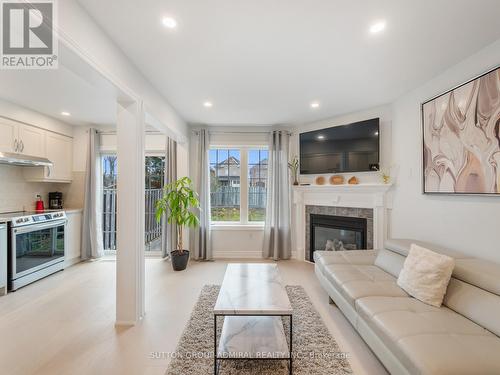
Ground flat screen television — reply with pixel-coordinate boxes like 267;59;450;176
300;118;380;174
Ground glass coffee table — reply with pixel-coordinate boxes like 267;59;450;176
213;263;293;374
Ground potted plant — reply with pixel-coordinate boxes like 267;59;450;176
155;177;200;271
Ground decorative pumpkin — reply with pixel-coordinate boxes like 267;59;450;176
315;176;326;185
329;175;344;185
348;176;359;185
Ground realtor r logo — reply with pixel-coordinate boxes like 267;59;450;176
1;0;58;69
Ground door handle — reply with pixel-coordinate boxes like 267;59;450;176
14;139;18;152
20;140;24;152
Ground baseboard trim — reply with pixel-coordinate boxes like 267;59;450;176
115;320;137;326
64;257;82;268
213;250;263;259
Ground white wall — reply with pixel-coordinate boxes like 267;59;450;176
291;105;392;184
58;0;187;141
0;98;73;137
391;38;500;263
211;228;264;258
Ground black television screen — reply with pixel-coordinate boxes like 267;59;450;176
300;118;380;174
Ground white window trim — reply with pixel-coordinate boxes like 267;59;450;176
209;145;268;227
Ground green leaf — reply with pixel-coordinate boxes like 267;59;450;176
154;177;201;232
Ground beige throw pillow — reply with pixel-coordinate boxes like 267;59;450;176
397;244;455;307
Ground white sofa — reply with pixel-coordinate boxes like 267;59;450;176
314;239;500;375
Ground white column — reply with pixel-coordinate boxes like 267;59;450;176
116;100;145;325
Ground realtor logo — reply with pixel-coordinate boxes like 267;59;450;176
1;0;58;69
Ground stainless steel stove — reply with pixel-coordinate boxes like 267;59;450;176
0;211;67;291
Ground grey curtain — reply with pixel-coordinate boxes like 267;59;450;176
191;129;212;260
263;130;292;260
81;128;104;259
161;137;177;258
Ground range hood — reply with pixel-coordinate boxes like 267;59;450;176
0;151;53;167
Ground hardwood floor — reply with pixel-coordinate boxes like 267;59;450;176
0;258;387;375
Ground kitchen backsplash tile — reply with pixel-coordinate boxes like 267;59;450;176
0;165;84;212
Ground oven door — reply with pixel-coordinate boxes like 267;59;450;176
11;220;66;280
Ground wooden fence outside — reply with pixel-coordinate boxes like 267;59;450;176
210;186;266;208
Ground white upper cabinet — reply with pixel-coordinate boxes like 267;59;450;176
0;118;46;158
18;124;46;158
45;132;73;181
0;117;73;183
24;132;73;183
0;118;19;153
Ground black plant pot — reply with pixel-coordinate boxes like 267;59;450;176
171;250;190;271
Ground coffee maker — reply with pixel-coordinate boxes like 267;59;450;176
48;192;63;210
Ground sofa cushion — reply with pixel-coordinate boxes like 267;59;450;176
384;239;470;259
397;244;455;307
313;250;378;270
323;264;407;307
453;258;500;296
374;248;405;278
356;296;500;375
444;278;500;337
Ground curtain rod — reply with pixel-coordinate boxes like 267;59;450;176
195;130;293;135
97;130;163;135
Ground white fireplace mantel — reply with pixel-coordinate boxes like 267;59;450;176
291;183;393;261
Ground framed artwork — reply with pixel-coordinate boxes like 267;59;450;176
422;66;500;195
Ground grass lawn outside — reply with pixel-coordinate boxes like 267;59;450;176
211;207;265;222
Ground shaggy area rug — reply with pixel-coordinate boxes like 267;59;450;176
165;285;352;375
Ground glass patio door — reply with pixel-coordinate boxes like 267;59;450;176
101;154;165;253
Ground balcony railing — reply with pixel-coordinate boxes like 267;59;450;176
102;188;163;251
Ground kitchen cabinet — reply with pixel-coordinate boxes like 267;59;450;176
0;118;46;158
0;223;6;296
18;124;46;157
0;118;19;153
65;210;82;267
24;132;73;182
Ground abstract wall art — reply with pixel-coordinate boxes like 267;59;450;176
422;66;500;194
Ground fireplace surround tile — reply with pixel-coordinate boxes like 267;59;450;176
305;205;374;261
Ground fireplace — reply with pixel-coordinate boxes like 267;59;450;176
309;214;367;262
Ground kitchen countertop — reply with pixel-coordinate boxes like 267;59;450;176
45;208;83;214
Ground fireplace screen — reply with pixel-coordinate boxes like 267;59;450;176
314;227;363;251
309;214;367;262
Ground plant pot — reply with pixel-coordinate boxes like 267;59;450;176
171;250;190;271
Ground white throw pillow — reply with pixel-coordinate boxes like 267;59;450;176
397;244;455;307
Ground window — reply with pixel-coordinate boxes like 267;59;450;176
248;149;268;222
210;149;241;222
209;147;268;224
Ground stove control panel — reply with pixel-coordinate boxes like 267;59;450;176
15;217;30;225
11;211;67;227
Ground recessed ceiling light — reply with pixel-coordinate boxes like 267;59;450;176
61;111;71;116
310;102;320;109
203;101;213;108
317;135;325;140
369;21;386;34
162;16;177;29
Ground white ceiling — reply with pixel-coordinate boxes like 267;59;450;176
0;44;119;127
80;1;500;125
